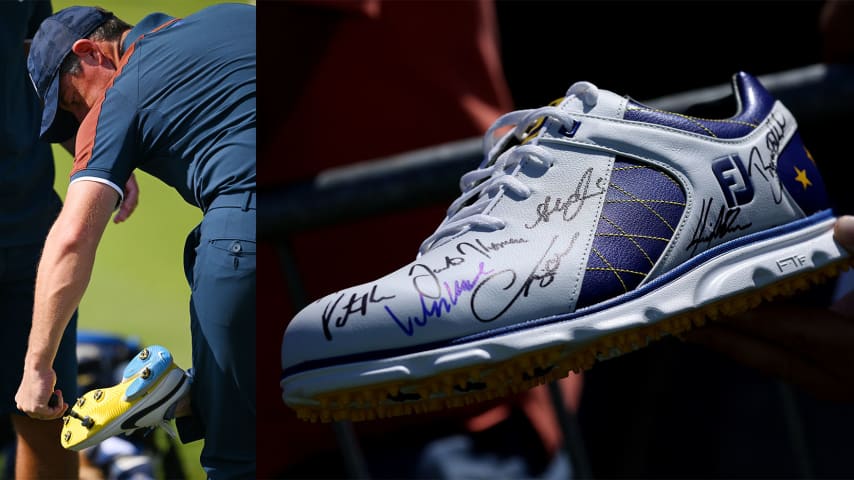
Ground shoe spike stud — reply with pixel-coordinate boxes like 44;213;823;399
94;390;103;401
63;431;71;443
76;397;85;407
139;348;150;360
140;367;152;380
66;409;95;429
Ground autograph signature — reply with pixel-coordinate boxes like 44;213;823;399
385;262;493;336
745;112;787;204
321;285;395;341
686;197;753;255
693;111;787;254
471;233;579;322
433;237;528;273
764;111;786;159
525;167;606;229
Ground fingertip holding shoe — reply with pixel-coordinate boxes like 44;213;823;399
62;345;191;451
834;215;854;248
281;72;851;422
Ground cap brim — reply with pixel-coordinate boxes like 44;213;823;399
39;73;78;143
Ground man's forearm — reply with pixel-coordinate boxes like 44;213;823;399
25;222;98;369
24;181;117;370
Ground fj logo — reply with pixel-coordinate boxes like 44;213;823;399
712;154;754;208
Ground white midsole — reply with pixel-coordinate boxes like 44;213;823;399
282;216;845;406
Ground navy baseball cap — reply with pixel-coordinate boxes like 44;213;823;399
28;6;112;142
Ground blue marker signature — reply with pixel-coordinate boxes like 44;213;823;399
386;262;493;336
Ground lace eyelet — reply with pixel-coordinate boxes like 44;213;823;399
558;121;581;138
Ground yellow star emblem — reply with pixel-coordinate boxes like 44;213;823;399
804;147;816;165
794;166;812;189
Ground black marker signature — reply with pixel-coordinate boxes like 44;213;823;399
686;197;753;255
764;111;786;159
746;112;787;204
471;233;579;322
321;285;395;341
432;237;529;273
525;168;606;229
747;146;784;204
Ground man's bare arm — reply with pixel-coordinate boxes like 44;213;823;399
15;180;118;419
55;135;138;223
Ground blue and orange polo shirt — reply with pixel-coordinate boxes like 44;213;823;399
70;3;255;212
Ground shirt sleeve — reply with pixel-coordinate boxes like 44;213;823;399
70;85;139;205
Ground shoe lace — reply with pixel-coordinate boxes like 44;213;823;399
154;419;178;439
140;369;191;440
418;82;599;255
154;400;180;438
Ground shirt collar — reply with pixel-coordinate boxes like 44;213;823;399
121;12;176;55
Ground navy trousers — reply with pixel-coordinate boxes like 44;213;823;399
179;191;256;479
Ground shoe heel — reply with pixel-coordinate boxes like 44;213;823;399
122;346;175;401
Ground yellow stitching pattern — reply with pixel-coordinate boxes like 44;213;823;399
614;164;684;191
626;105;759;137
591;247;629;292
605;199;686;207
587;266;648;277
600;215;655;266
596;232;670;242
608;183;677;232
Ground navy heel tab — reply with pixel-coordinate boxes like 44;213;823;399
623;71;777;138
732;71;775;124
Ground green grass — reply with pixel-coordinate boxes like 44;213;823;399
47;1;254;478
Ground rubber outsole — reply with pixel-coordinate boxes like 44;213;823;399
61;346;189;451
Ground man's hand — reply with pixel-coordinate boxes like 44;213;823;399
114;173;139;223
15;365;67;420
685;215;854;402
